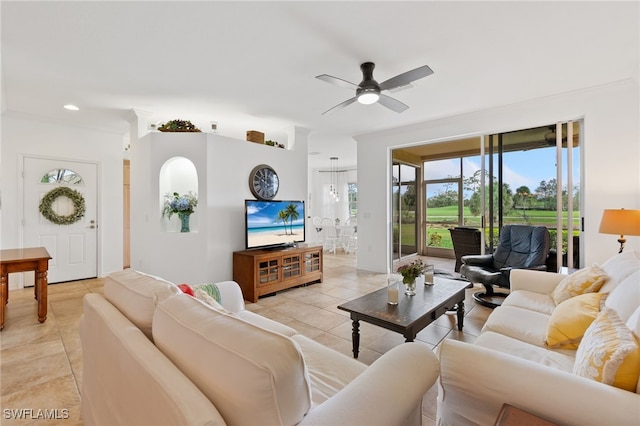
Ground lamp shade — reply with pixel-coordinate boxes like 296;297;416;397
598;209;640;236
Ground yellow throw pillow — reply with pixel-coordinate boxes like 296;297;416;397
545;292;607;349
551;265;608;305
573;307;640;392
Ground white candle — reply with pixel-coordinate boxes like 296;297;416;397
425;264;435;285
388;286;399;304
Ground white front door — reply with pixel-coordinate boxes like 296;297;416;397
23;157;98;284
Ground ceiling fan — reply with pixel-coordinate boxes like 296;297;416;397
316;62;434;115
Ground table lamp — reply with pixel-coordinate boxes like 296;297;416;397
598;208;640;253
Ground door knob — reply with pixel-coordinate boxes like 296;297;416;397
87;225;96;229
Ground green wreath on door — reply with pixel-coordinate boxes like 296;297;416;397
39;187;86;225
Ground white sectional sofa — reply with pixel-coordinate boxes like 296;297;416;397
437;250;640;426
79;269;440;425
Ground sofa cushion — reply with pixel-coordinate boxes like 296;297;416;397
234;310;297;337
545;292;607;349
153;294;312;425
550;265;608;305
291;334;367;406
474;331;576;372
600;250;640;294
501;290;555;315
190;286;297;336
628;307;640;339
482;305;550;347
605;270;640;323
104;269;180;340
573;307;640;392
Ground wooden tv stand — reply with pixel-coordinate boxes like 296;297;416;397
233;245;323;303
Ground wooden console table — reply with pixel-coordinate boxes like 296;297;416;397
0;247;52;330
233;245;323;302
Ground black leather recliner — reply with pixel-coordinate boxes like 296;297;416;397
460;225;550;308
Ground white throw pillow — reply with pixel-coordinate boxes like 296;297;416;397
600;250;640;293
605;270;640;323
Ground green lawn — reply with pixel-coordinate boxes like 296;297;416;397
395;205;580;251
426;206;580;227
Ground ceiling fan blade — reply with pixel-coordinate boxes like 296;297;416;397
379;65;434;91
321;97;357;115
377;94;409;113
316;74;359;90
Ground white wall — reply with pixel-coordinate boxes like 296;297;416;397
1;113;125;286
355;80;640;273
130;130;309;285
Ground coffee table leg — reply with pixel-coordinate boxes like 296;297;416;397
351;319;360;358
456;300;465;331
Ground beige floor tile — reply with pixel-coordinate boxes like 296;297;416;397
0;321;60;351
1;339;66;366
1;376;81;426
2;351;73;396
416;324;454;346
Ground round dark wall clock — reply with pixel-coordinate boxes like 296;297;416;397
249;164;279;200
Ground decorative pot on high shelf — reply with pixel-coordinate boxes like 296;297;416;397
177;212;191;233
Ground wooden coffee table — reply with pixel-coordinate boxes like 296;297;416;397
337;276;470;358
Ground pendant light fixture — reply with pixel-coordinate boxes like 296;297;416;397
329;157;340;202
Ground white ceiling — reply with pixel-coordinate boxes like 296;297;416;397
2;1;638;170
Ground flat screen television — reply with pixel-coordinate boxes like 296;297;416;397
245;199;305;250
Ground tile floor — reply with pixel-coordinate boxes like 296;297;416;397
0;253;492;425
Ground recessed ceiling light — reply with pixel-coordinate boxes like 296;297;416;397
63;104;79;111
308;151;320;156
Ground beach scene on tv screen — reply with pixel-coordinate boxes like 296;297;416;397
247;201;304;248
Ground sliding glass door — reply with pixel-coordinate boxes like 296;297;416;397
424;166;462;256
392;163;418;260
482;121;581;267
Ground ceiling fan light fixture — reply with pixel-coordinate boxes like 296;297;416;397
357;91;379;105
317;61;433;114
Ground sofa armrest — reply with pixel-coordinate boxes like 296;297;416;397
212;280;245;313
299;343;439;426
437;339;639;426
461;254;494;267
509;269;565;294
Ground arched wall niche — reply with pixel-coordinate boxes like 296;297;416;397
159;156;198;232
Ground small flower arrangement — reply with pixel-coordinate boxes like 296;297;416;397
162;192;198;218
397;259;427;284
